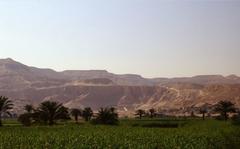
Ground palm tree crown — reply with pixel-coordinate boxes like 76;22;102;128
215;100;236;121
0;96;13;126
149;108;156;118
37;101;69;125
135;109;145;119
24;104;34;113
94;107;119;125
82;107;93;121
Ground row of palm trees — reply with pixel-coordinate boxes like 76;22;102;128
70;108;93;123
0;95;239;126
0;96;119;126
70;107;119;125
195;101;237;121
135;101;238;121
135;108;157;119
19;102;119;126
19;101;71;126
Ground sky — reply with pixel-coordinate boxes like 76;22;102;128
0;0;240;78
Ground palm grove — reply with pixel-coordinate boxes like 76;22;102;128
0;95;240;127
0;96;118;126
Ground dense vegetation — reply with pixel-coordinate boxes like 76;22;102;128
1;96;240;149
0;119;240;149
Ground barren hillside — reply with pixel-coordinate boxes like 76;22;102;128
0;58;240;115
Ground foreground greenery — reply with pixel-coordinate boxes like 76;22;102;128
0;119;239;149
1;97;240;148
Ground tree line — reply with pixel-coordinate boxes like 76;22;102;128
0;96;118;126
0;95;240;127
135;101;238;121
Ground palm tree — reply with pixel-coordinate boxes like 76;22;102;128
214;100;236;121
94;107;119;125
82;107;93;122
135;109;145;119
18;104;35;126
149;108;156;118
0;96;13;126
199;108;207;120
71;108;82;123
57;106;70;120
24;104;34;113
37;101;69;125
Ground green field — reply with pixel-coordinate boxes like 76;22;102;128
0;119;240;149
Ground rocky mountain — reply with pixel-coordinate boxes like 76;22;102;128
153;75;240;85
62;70;154;86
0;58;67;90
0;58;240;115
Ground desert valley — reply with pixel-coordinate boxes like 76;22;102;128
1;58;240;116
1;1;240;148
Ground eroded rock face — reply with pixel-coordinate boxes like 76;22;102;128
1;83;240;115
0;58;240;115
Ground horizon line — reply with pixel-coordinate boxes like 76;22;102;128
0;57;238;79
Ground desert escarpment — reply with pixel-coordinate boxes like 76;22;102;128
0;58;240;115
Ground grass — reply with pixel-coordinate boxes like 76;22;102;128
0;119;239;149
121;118;187;128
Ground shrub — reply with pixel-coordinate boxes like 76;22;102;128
18;113;32;126
232;114;240;125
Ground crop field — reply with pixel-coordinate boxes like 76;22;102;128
0;119;240;149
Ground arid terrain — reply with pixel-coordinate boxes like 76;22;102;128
0;58;240;115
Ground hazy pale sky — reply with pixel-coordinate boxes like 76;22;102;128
0;0;240;78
